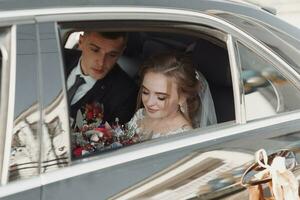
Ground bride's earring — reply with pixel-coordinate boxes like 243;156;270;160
179;102;187;114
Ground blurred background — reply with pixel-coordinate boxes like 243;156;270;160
239;0;300;28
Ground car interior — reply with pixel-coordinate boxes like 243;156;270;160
56;20;238;160
59;20;235;125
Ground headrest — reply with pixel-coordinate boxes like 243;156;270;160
192;39;232;87
117;56;141;78
142;39;173;59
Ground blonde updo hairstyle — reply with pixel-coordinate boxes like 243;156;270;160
137;52;201;128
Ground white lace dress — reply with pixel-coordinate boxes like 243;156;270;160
127;108;192;140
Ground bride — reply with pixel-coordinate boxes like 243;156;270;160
127;52;216;140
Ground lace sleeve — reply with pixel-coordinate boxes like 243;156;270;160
126;108;145;135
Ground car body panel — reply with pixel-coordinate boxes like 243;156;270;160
2;111;300;199
40;115;300;199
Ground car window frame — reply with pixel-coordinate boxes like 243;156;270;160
36;7;238;177
229;36;300;123
58;20;236;154
37;6;300;173
0;25;16;186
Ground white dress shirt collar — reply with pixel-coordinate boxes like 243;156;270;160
67;58;97;105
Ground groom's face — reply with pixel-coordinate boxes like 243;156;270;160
78;32;125;80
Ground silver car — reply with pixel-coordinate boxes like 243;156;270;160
0;0;300;199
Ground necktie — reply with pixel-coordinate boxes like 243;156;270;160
68;74;86;104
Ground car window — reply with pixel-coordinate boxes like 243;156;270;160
38;22;70;174
58;21;234;160
9;24;40;182
236;42;300;121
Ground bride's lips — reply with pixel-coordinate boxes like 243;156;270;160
146;107;158;113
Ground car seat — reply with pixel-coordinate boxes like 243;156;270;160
191;39;235;123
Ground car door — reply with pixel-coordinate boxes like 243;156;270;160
33;7;300;200
0;23;43;200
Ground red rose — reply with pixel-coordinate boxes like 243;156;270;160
73;147;83;157
86;111;93;120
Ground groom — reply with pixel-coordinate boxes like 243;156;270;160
64;31;138;125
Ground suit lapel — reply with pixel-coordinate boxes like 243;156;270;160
69;64;118;117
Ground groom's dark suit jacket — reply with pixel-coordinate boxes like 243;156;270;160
64;49;138;124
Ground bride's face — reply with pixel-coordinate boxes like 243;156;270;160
142;72;182;120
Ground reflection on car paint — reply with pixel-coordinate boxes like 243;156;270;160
9;92;69;181
111;150;254;199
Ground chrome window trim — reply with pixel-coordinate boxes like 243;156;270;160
0;33;7;185
53;22;72;166
0;28;11;185
1;25;16;185
226;35;245;124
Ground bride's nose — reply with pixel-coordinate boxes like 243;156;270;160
145;95;157;107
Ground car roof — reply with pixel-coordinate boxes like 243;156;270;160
0;0;260;11
0;0;278;17
0;0;298;36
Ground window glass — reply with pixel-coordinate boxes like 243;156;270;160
38;22;70;173
9;24;40;181
237;42;300;121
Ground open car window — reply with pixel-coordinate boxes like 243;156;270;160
58;21;234;160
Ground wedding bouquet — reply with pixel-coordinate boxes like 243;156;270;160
71;102;140;158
